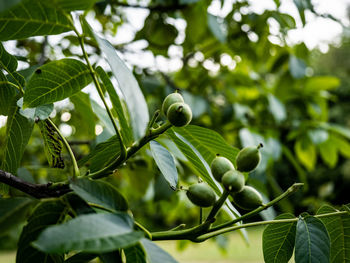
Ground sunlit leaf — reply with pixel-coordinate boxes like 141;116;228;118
24;59;92;107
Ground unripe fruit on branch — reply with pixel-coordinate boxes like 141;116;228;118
235;144;263;172
210;155;234;182
186;183;216;207
232;185;263;210
222;170;245;193
162;92;184;116
167;102;192;127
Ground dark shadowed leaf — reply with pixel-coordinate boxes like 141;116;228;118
295;215;330;263
263;213;296;263
70;178;128;212
33;213;143;253
37;119;64;168
317;205;350;263
124;243;147;263
0;197;34;236
2;103;34;175
64;253;97;263
16;199;66;263
150;141;178;190
0;0;73;41
78;134;121;172
24;59;92;107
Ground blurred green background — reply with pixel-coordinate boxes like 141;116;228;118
1;0;349;261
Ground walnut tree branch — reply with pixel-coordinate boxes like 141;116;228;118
0;169;71;198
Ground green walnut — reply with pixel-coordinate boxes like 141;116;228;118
186;183;216;207
162;92;184;116
222;170;245;193
210;155;235;182
167;102;192;127
232;185;263;210
235;144;263;172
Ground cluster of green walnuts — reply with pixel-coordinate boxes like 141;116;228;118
161;92;263;211
186;144;264;210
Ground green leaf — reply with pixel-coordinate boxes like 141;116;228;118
78;134;121;172
306;76;340;92
0;42;18;73
294;137;316;172
150;141;178;190
263;213;296;263
173;125;239;166
37;119;65;168
0;0;73;41
83;19;149;139
295;215;330;263
0;0;22;13
24;59;92;107
0;71;17;115
319;123;350;140
52;0;99;11
182;1;208;44
70;178;128;212
64;253;98;263
96;66;133;145
293;0;313;25
319;138;338;168
207;14;227;43
124;243;147;263
332;135;350;158
141;239;178;263
0;197;34;236
16;199;66;263
2;103;34;174
0;42;24;90
33;213;144;253
289;55;306;79
16;98;54;121
317;205;350;263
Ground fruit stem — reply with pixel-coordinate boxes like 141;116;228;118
88;121;173;179
74;26;127;163
209;182;304;232
257;143;263;149
195;210;348;242
205;190;230;223
146;110;160;134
